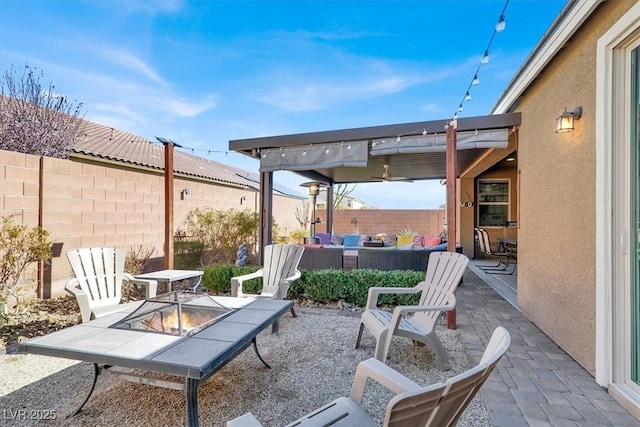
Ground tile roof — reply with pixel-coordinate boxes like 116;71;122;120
73;119;303;198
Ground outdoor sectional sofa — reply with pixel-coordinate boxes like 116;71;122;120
357;246;463;272
298;235;463;272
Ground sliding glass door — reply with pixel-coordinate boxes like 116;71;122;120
632;45;639;386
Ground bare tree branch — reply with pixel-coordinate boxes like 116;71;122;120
295;199;310;229
1;64;84;158
333;183;357;210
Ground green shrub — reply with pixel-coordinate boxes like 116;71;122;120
304;269;348;302
174;240;204;270
201;263;262;294
183;208;260;263
202;262;426;308
299;268;425;307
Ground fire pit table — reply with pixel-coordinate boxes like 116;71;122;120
18;293;293;427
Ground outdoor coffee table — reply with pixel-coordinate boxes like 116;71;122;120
18;295;293;427
135;269;204;292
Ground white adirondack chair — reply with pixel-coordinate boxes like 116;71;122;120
65;247;158;323
231;244;304;317
355;251;469;369
227;327;511;427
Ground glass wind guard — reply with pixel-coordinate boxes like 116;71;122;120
110;291;232;336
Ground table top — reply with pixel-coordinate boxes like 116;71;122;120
135;269;203;282
497;238;517;245
18;296;292;380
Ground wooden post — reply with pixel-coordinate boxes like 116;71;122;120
446;119;458;329
38;156;45;298
163;141;175;269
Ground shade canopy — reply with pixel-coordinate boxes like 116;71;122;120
230;113;520;185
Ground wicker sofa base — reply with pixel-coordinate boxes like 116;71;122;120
357;246;463;272
299;247;344;271
298;246;463;272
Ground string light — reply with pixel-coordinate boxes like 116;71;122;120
496;14;506;32
481;50;490;64
451;0;510;120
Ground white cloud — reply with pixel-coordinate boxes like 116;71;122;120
159;95;217;117
258;73;424;112
95;0;184;15
101;49;167;86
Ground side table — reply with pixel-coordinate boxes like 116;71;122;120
343;249;358;271
134;269;204;293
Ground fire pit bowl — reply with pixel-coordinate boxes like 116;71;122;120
110;291;233;336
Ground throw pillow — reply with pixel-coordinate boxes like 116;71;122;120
315;233;332;246
330;233;344;245
413;235;424;249
383;234;396;246
359;234;369;246
423;235;442;248
396;234;414;247
343;234;362;247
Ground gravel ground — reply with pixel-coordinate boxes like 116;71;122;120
0;308;491;426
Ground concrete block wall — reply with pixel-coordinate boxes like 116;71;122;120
315;208;445;238
0;149;303;299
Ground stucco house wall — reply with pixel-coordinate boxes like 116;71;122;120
0;149;303;299
512;0;634;374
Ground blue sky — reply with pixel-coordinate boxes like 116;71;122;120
0;0;566;208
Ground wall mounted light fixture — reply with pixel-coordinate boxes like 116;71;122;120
556;106;583;133
180;187;191;200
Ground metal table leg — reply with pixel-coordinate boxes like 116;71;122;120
252;337;271;369
186;378;199;427
68;363;101;418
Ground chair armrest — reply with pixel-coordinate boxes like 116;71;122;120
365;284;423;309
393;296;456;316
386;295;457;338
349;358;421;404
65;278;92;323
275;269;303;299
283;269;302;283
226;413;264;427
231;269;264;297
123;273;158;298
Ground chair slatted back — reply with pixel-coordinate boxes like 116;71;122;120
475;228;487;256
261;244;305;297
479;228;505;257
385;327;510;426
67;247;125;308
412;251;469;327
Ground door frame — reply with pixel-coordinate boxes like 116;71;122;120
595;2;640;419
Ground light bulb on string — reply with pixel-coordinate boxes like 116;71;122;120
465;92;472;101
481;50;489;64
457;104;463;112
472;74;480;86
495;14;506;32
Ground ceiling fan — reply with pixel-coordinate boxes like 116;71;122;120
370;164;413;182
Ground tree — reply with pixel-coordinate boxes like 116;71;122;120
0;64;83;158
0;214;52;313
295;199;310;229
333;184;357;210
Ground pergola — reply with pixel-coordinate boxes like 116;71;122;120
229;112;521;250
230;112;520;329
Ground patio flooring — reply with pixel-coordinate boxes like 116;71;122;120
458;268;640;426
